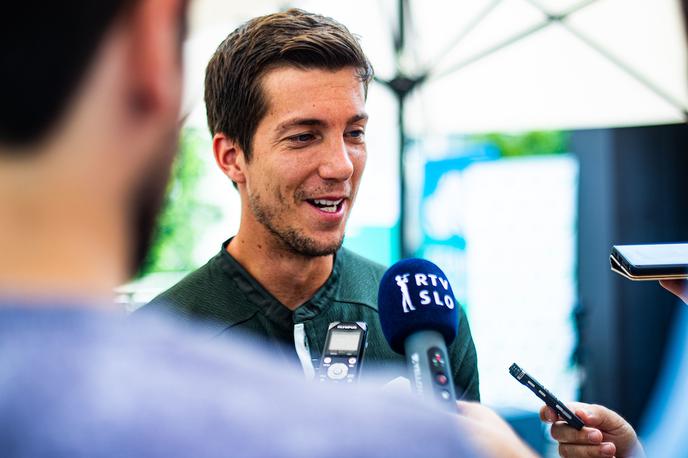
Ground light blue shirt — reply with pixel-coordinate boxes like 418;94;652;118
0;303;477;457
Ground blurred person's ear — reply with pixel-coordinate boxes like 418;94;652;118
125;0;185;128
48;0;187;182
55;0;188;214
110;0;186;180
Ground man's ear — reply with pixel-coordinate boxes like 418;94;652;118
126;0;185;120
213;133;247;184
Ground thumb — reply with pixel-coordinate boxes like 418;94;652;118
574;406;624;431
575;409;596;426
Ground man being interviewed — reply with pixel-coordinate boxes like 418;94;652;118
141;8;480;399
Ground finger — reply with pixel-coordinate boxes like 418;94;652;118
659;279;684;294
455;401;499;423
551;422;603;444
456;400;475;412
573;405;625;432
573;409;597;426
456;401;480;417
540;401;595;427
558;442;616;458
660;279;688;303
540;405;558;423
552;402;612;430
546;401;597;426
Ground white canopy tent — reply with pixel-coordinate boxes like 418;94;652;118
181;0;688;256
186;0;687;134
401;0;687;135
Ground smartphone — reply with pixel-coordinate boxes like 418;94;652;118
509;363;584;430
610;243;688;281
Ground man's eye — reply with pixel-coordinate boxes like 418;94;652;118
347;130;365;140
289;133;315;143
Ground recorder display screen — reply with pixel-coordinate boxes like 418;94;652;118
327;330;361;352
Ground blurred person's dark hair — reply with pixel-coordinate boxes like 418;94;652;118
683;0;688;42
0;0;189;284
0;1;143;149
204;8;373;162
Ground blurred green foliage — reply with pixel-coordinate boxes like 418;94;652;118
138;128;221;276
473;130;570;157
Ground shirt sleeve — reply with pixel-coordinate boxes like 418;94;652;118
449;305;481;401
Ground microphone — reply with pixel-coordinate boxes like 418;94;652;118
378;258;459;410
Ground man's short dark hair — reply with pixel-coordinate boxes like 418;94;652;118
0;1;139;149
204;8;373;162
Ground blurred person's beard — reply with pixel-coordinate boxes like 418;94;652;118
127;126;180;277
249;191;344;258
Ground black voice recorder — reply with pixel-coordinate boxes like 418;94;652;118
318;322;367;384
509;363;584;430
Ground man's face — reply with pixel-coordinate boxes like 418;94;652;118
242;66;368;257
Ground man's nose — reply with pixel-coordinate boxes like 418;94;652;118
318;137;355;182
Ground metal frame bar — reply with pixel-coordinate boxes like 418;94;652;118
430;0;600;81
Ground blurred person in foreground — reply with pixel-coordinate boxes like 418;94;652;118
0;1;533;457
539;4;688;455
138;8;481;400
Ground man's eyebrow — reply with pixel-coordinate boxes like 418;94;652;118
275;118;324;135
349;113;369;124
275;113;369;135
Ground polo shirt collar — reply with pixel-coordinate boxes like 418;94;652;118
218;239;342;324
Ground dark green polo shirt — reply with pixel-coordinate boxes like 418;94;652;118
140;240;480;400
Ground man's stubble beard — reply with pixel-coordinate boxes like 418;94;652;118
127;126;180;277
248;187;345;258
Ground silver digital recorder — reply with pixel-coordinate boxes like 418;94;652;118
318;321;367;384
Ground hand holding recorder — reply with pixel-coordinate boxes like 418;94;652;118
540;401;645;458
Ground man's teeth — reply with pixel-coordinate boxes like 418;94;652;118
312;199;343;213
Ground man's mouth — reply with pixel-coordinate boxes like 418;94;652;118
306;198;345;213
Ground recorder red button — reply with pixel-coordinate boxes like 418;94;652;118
436;373;448;385
432;353;444;367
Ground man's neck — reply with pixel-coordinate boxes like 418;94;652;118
0;193;128;302
227;231;335;311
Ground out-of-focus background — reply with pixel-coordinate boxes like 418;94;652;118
117;1;688;455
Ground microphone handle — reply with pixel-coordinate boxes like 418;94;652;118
404;330;457;412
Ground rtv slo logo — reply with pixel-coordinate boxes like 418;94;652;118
394;273;455;313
